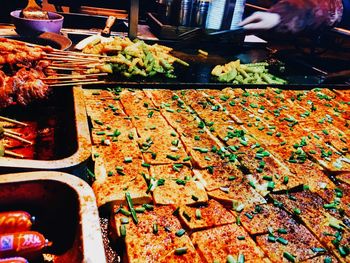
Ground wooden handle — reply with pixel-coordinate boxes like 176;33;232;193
101;16;117;36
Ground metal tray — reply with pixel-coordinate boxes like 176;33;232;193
0;171;106;263
0;87;91;176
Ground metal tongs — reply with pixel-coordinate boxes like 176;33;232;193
75;16;117;50
177;26;244;42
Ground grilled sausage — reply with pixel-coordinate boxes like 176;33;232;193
0;257;28;263
0;231;50;259
0;212;34;234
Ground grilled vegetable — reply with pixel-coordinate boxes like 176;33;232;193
212;60;287;84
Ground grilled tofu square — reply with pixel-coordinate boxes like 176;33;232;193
92;140;151;207
298;120;349;154
240;204;294;235
120;89;158;116
191;224;267;262
337;173;350;185
149;164;208;205
193;162;245;191
301;255;338;262
143;89;178;108
178;199;236;230
271;191;350;262
180;131;225;168
92;171;151;208
266;144;338;194
112;205;201;263
207;176;266;208
91;116;137;145
132;114;189;165
255;219;324;262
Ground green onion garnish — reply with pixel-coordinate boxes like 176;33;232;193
124;157;132;163
277;237;288;245
120;217;129;224
120;225;126;237
176;229;186;237
195;209;201;220
226;255;235;263
125;192;138;224
166;154;180;161
120;208;131;216
175;247;188;255
283;252;295;262
153;223;158;234
182;211;191;221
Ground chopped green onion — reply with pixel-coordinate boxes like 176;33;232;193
267;181;275;191
172;207;180;216
196;209;201;220
245;212;253;220
293;208;301;215
120;217;129;224
153;223;158;234
176;229;186;237
237;236;245;240
166;154;180;161
175;247;188;255
226;255;235;263
193;147;209;153
283;252;295;262
311;247;326;253
192;195;199;201
182;211;191;221
183;156;191;162
263;175;273;181
238;253;244;263
278;228;287;234
124;157;133;163
135;207;146;213
142;204;154;211
120;208;131;216
338;246;349;257
125;192;138;224
268;235;276;242
120;225;126;237
277;237;288;245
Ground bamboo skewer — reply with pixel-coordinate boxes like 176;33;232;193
43;56;101;63
42;73;108;80
49;50;107;58
4;132;33;145
47;64;103;70
49;80;105;87
4;150;24;159
45;78;99;84
4;129;22;136
0;116;27;127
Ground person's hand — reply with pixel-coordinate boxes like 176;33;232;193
239;11;281;30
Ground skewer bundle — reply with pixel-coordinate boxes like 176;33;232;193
0;38;107;109
0;116;31;158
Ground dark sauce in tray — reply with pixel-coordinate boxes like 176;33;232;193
0;88;78;160
0;179;80;262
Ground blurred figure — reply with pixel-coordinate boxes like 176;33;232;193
240;0;349;33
